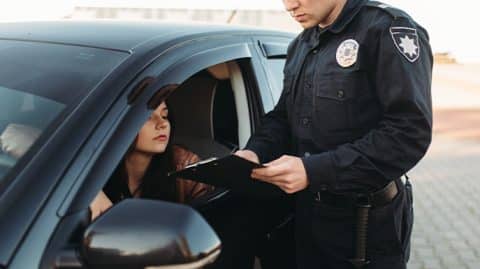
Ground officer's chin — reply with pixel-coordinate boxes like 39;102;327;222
298;21;318;29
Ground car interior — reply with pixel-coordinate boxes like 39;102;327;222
90;59;295;268
166;60;295;268
169;60;253;156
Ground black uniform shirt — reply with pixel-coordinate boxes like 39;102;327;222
245;0;433;193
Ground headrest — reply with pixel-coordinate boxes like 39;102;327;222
207;62;230;80
167;74;231;159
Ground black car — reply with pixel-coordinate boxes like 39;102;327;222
0;21;296;269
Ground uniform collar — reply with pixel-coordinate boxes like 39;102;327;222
328;0;368;34
300;0;368;44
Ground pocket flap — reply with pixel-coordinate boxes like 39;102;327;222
315;73;364;100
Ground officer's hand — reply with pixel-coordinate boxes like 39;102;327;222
251;155;308;194
234;149;260;164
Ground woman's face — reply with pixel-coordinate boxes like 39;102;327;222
135;102;171;154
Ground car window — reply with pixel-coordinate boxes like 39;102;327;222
89;60;252;219
0;40;128;105
0;86;64;180
169;68;240;157
263;58;286;105
0;40;128;185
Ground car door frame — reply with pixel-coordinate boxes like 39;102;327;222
10;33;263;269
249;35;292;114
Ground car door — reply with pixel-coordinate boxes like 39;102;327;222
6;32;265;269
0;40;132;269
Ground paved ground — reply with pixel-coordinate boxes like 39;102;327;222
408;63;480;269
408;135;480;269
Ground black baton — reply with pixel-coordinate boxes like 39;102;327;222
349;197;371;269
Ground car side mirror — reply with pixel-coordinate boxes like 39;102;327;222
81;199;221;269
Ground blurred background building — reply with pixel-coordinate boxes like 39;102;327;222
67;2;462;64
2;0;480;63
69;4;301;33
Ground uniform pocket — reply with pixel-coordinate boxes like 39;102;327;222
312;72;374;137
312;87;348;138
312;74;356;134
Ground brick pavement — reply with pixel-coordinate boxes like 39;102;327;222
408;135;480;269
406;64;480;269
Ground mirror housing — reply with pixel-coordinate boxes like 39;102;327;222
81;199;221;268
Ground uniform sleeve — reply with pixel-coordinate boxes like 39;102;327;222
303;19;433;192
243;41;298;163
244;84;292;163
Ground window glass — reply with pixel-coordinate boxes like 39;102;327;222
264;58;286;105
0;86;64;182
0;40;128;185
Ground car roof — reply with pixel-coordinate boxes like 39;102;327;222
0;20;294;52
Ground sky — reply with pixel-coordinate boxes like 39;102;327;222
1;0;478;62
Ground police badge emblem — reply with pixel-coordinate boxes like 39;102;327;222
390;27;420;63
336;39;359;68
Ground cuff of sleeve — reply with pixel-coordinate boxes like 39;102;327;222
244;140;269;164
302;152;336;192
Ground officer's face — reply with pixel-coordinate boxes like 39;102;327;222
283;0;342;29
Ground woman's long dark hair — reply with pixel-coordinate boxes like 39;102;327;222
104;100;178;203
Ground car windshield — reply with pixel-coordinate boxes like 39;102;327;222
0;40;128;185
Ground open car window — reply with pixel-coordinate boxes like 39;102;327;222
89;58;256;219
168;66;241;159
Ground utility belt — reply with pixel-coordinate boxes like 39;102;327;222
314;178;403;209
313;177;407;269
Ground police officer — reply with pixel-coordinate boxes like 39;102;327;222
235;0;432;268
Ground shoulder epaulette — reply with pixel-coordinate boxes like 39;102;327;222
365;1;411;20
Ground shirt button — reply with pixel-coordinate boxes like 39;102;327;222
304;152;311;157
312;49;318;54
302;118;310;125
337;90;345;98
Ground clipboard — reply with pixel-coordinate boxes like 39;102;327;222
168;154;282;196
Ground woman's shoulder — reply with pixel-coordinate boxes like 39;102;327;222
171;145;214;203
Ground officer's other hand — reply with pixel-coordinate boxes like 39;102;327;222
234;149;260;164
251;155;308;194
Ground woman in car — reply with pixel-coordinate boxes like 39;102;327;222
90;100;213;220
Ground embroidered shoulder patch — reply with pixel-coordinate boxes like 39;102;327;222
390;27;420;63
